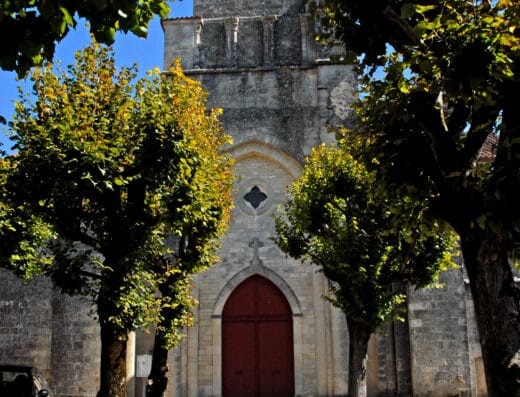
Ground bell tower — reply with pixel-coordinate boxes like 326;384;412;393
159;2;356;395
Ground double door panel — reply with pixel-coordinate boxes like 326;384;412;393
222;275;294;397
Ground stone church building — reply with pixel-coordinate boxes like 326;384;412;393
0;0;488;396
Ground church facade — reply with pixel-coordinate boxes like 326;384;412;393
0;1;487;396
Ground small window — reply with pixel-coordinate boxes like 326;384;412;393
244;186;267;209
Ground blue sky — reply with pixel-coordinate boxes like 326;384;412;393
0;0;193;153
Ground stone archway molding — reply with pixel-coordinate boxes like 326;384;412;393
212;265;303;318
227;139;303;181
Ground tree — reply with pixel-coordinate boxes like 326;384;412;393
147;271;196;397
308;1;520;395
275;141;455;397
146;110;233;396
3;42;233;397
0;157;55;278
0;0;171;76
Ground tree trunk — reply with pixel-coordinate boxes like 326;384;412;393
147;277;185;397
460;230;520;397
97;287;129;397
347;319;371;397
146;330;169;397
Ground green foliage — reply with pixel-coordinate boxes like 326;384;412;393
0;157;56;279
308;2;520;394
275;141;456;330
3;40;234;339
309;0;520;258
0;0;172;76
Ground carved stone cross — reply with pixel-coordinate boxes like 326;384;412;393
249;238;264;268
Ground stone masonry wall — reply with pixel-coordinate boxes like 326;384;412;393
0;271;52;372
198;68;319;162
194;0;304;18
0;270;99;397
50;291;100;397
408;268;473;396
162;12;326;72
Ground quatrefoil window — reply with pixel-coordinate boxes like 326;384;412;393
244;186;267;209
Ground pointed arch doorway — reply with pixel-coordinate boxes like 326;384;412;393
222;275;295;397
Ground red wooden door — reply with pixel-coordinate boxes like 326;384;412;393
222;275;294;397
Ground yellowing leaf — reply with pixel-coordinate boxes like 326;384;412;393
415;4;436;13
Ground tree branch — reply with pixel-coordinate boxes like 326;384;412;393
382;5;421;48
79;269;102;280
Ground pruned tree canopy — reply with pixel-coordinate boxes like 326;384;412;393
1;41;233;396
275;141;456;397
